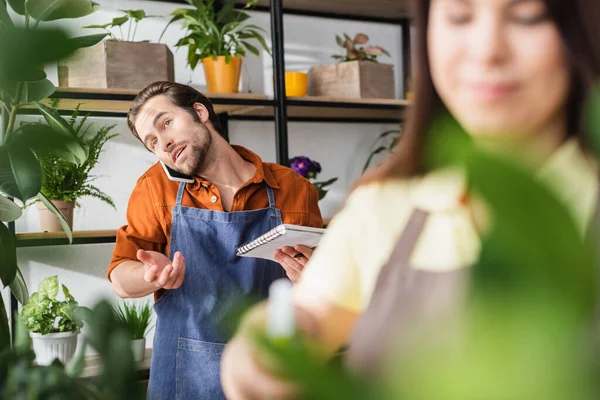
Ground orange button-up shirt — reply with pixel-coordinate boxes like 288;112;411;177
108;145;323;280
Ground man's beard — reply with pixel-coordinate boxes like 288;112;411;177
174;126;212;176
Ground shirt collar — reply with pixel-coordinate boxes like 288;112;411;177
190;145;280;190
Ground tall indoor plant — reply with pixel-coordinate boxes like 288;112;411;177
160;0;270;93
0;0;106;346
34;101;118;231
113;302;153;362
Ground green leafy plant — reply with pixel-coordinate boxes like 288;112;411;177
0;2;108;330
20;276;82;335
362;128;402;172
84;9;157;42
113;302;153;340
333;33;391;63
159;0;271;70
2;300;145;399
34;100;118;207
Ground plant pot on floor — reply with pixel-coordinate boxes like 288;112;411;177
309;60;395;99
36;200;74;232
131;338;146;363
58;40;175;90
31;330;79;366
202;56;242;93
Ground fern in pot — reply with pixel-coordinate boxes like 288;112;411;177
34;101;118;232
113;302;153;362
20;276;84;366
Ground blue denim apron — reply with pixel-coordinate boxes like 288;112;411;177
147;182;286;399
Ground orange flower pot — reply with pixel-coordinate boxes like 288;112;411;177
201;56;242;94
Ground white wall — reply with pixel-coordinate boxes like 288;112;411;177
7;0;403;353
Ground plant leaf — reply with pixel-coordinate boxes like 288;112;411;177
33;101;77;137
353;33;369;44
9;267;29;306
0;294;9;354
335;34;344;47
6;0;24;15
38;275;59;299
9;123;86;165
0;28;78;85
0;221;16;288
38;192;73;243
241;40;259;56
69;33;107;49
26;0;99;22
0;1;14;28
0;194;21;222
62;283;74;301
82;22;111;29
66;340;87;377
119;9;145;21
110;15;129;27
21;78;55;103
0;144;42;202
13;316;31;352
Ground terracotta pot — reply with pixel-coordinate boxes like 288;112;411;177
36;200;74;232
201;56;242;93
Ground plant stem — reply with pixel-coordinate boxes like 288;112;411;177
4;106;17;142
25;15;30;28
119;26;124;41
127;19;132;42
132;22;139;42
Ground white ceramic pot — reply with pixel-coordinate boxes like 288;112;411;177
131;337;146;363
30;330;79;366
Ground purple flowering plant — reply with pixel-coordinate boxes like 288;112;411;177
289;156;338;200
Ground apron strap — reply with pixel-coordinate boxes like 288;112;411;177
388;208;429;266
176;181;187;206
266;185;276;208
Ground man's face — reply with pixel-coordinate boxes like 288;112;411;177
134;95;212;176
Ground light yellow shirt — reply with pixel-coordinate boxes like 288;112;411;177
296;139;599;314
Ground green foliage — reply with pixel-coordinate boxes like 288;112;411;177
160;0;271;70
362;128;402;173
20;276;82;335
333;33;391;63
112;302;153;340
1;300;145;399
84;9;157;42
35;100;118;207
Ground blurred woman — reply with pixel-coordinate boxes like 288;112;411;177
221;0;600;397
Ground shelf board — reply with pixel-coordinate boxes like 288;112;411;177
232;96;409;123
244;0;411;22
22;89;409;123
15;230;117;247
44;88;274;116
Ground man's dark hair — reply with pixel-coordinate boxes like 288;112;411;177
127;81;223;144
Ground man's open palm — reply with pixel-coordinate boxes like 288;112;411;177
137;249;186;289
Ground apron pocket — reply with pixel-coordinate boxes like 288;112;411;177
175;338;226;400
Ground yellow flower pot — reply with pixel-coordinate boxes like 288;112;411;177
285;72;308;97
201;56;242;94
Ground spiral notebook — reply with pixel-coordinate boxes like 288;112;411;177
236;224;326;261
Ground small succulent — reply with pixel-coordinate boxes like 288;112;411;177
333;33;391;63
289;156;337;201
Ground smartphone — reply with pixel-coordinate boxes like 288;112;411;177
160;161;195;183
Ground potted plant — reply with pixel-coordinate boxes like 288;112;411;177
113;302;153;363
289;156;338;201
60;9;174;89
160;0;270;93
19;276;84;366
309;33;395;99
33;100;118;232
